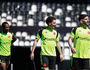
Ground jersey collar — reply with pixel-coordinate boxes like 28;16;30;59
79;25;89;29
46;27;53;32
1;31;8;35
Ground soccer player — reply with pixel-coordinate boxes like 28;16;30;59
0;22;17;70
30;16;63;70
68;14;90;70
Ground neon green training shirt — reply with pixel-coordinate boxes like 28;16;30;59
36;27;59;56
70;26;90;58
0;31;13;56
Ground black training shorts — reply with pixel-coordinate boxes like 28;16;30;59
40;55;56;70
0;55;10;65
71;58;89;70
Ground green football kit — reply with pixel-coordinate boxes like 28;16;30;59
70;26;90;58
36;27;59;56
36;27;59;69
70;26;90;70
0;31;13;56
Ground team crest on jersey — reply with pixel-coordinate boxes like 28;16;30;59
8;36;10;38
88;31;90;34
53;32;56;35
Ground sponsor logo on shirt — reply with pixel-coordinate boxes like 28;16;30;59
76;36;90;41
0;42;11;44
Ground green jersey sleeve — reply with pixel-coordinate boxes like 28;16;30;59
56;33;59;42
36;28;44;39
70;30;75;38
70;27;77;38
36;33;40;39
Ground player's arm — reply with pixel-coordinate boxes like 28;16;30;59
12;33;17;43
30;38;39;60
68;37;76;53
56;41;63;62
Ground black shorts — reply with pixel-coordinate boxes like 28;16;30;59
71;58;89;70
40;55;56;70
0;55;11;65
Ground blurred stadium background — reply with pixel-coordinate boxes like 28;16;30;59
0;0;90;70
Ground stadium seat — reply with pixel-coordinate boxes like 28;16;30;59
71;22;77;27
65;17;71;22
47;8;53;16
56;19;61;27
25;35;31;41
65;22;72;27
17;21;23;27
24;41;30;46
31;3;37;12
66;5;73;11
17;15;23;21
30;41;34;47
21;31;28;41
27;18;34;26
63;42;69;47
30;34;36;41
41;4;47;13
13;38;19;46
81;11;87;14
86;5;90;11
12;18;17;26
1;12;7;18
64;48;70;60
63;33;70;41
1;18;6;24
15;31;22;40
19;40;25;46
6;15;12;21
38;21;45;27
7;20;12;26
22;31;27;37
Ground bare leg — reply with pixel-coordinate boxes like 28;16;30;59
1;64;8;70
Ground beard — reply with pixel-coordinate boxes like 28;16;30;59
83;22;89;26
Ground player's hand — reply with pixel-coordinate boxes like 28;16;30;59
30;52;34;60
71;47;76;54
60;54;63;62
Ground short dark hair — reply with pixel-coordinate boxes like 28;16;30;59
2;22;9;28
46;16;56;25
78;14;88;21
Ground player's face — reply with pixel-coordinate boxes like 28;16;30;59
3;24;9;33
82;16;89;26
49;20;56;29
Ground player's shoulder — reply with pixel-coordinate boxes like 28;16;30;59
53;29;58;33
8;31;13;35
38;27;46;32
72;26;80;31
71;26;80;34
